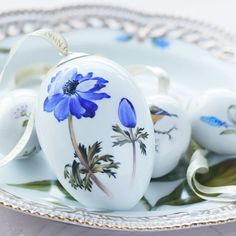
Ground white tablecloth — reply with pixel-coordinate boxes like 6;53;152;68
0;1;236;235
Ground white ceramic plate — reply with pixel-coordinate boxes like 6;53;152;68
0;4;236;231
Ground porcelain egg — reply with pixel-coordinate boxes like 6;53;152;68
0;89;40;160
189;89;236;155
35;53;155;210
148;95;191;178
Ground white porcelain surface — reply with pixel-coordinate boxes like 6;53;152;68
148;95;191;177
0;3;235;232
189;89;236;154
0;89;40;159
36;54;155;210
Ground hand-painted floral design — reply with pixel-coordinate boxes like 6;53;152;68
118;98;137;128
112;98;149;179
44;68;110;122
150;105;178;140
200;105;236;135
64;142;120;192
200;116;228;128
44;68;114;196
13;104;40;157
13;104;30;127
115;33;170;49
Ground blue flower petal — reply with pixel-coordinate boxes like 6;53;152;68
47;83;51;93
54;97;70;122
49;68;77;97
44;69;111;121
44;94;64;112
118;98;137;128
78;72;93;83
77;80;97;92
74;73;83;81
80;92;111;100
69;96;86;119
91;77;109;83
79;97;98;118
152;38;170;48
200;116;228;128
77;77;109;93
51;71;61;83
86;83;106;93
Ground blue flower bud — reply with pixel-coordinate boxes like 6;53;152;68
118;98;137;128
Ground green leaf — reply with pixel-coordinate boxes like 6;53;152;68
138;140;147;155
0;47;10;54
55;181;76;201
112;124;123;134
8;180;76;201
22;119;29;127
153;180;202;208
88;142;102;160
8;180;55;192
220;129;236;135
152;158;236;209
67;141;119;191
112;139;131;147
112;124;129;138
151;157;189;182
135;127;148;140
93;154;114;164
77;143;88;163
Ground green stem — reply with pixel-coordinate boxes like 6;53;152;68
129;128;136;180
68;115;112;197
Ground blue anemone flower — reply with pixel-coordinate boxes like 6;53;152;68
44;68;111;122
200;116;228;128
118;98;137;128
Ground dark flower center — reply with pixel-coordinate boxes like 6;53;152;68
63;80;80;95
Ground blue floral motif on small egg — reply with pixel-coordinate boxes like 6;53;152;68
44;68;111;122
13;104;29;119
200;116;228;128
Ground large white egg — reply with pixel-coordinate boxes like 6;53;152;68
36;54;155;210
148;95;191;178
189;89;236;155
0;89;40;160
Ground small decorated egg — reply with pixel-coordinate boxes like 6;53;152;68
148;95;191;177
36;54;155;210
189;89;236;155
0;89;40;160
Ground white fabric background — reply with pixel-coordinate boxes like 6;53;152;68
0;1;236;235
